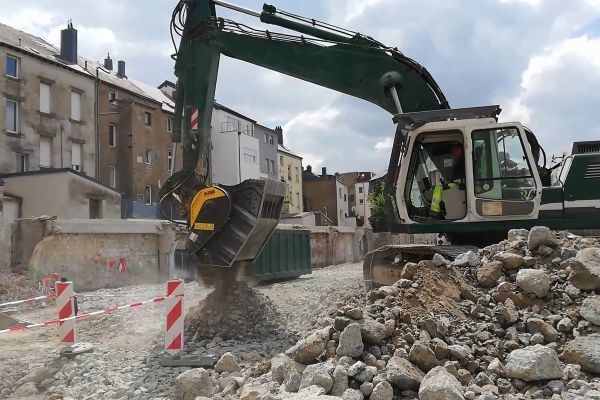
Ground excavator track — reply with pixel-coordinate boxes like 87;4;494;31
363;244;478;289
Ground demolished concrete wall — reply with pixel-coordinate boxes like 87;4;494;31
27;219;176;291
0;218;11;273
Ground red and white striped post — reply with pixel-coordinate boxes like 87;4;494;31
190;108;199;131
165;279;184;355
55;281;76;344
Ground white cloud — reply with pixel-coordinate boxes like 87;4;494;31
498;0;541;6
498;35;600;156
0;8;58;36
283;105;340;133
299;153;324;170
374;137;393;151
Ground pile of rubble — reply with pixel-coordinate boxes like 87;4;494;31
184;281;299;361
174;226;600;399
0;273;39;304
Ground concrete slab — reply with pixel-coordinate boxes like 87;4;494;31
160;354;217;368
60;342;94;358
0;311;20;330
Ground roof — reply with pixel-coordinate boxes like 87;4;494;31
278;144;301;159
0;22;91;77
0;168;121;195
370;169;387;181
129;78;174;113
338;171;374;185
0;22;172;111
214;102;256;123
158;80;176;89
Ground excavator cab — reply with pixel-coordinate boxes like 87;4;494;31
386;106;543;236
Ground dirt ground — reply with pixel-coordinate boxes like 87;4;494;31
0;262;364;399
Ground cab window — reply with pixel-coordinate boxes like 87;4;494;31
472;127;536;201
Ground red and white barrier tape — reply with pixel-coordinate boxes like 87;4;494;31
0;294;57;308
0;294;183;335
0;291;155;309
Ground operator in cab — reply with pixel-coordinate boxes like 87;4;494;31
430;142;466;219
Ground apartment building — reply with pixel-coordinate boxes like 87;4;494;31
94;55;180;214
209;103;260;185
276;127;303;214
255;124;279;180
0;22;95;177
303;166;349;226
338;171;374;227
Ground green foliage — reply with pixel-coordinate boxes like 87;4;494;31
368;182;387;230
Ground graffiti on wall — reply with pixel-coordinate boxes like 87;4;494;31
92;248;147;275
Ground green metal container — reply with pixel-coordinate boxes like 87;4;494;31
251;225;311;282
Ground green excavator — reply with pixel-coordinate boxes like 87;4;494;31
160;0;600;287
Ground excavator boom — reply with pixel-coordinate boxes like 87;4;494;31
160;0;451;273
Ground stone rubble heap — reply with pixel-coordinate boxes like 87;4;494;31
174;226;600;400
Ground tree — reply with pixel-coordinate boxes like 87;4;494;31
368;181;386;230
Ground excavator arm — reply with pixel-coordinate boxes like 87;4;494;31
160;0;450;272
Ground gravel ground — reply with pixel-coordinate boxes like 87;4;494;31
0;262;364;399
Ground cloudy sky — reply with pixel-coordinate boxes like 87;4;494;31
2;0;600;173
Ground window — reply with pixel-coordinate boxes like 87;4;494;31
6;55;18;78
295;167;299;183
243;153;256;162
70;91;81;121
472;127;536;201
265;158;269;173
5;99;18;133
270;160;275;175
40;83;51;113
280;156;283;166
144;185;152;204
296;193;300;208
108;90;117;103
109;124;117;147
349;194;355;203
89;199;102;219
339;188;342;198
359;198;364;204
136;194;144;203
264;133;268;143
287;165;291;180
358;186;363;194
269;135;274;145
144;149;152;165
167;116;173;133
15;153;29;172
109;165;117;188
144;112;152;126
39;137;52;167
167;148;173;172
344;194;347;202
71;142;82;172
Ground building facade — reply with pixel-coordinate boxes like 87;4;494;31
277;129;303;215
338;171;374;227
0;23;96;178
0;169;121;220
302;166;349;226
210;103;260;185
255;124;279;180
95;56;180;214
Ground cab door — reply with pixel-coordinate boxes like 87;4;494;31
467;123;542;220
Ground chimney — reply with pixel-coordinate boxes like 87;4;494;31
321;167;327;177
306;165;312;174
104;53;113;70
117;60;126;78
60;20;78;64
275;126;283;145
